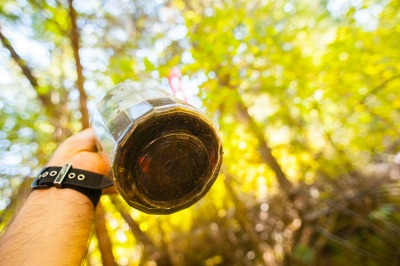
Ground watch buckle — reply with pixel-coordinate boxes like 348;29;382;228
54;163;72;188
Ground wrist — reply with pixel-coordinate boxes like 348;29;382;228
31;164;114;207
30;187;94;210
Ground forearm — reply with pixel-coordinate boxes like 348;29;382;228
0;187;94;266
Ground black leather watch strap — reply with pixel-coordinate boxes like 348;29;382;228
31;164;114;207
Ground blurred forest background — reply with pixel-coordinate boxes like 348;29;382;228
1;0;400;265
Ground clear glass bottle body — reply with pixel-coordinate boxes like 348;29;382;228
91;80;223;214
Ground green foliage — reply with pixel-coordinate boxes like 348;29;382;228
1;0;400;265
293;244;315;264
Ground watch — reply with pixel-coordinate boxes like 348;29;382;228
31;163;114;207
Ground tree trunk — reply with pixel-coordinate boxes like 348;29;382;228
223;171;277;266
67;0;89;129
95;202;117;266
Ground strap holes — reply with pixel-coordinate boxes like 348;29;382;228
68;173;76;179
50;171;58;177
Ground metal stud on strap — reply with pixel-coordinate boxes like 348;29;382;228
54;163;72;188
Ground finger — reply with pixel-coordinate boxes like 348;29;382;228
63;128;98;153
68;151;110;175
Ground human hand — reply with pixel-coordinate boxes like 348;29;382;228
1;128;111;266
46;128;115;194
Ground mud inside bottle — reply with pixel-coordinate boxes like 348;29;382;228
114;98;221;212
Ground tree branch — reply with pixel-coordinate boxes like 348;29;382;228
315;226;391;265
360;73;400;104
67;0;89;129
0;26;51;107
236;100;294;194
110;197;172;265
214;71;293;194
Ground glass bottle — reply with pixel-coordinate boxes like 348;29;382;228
90;80;223;214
